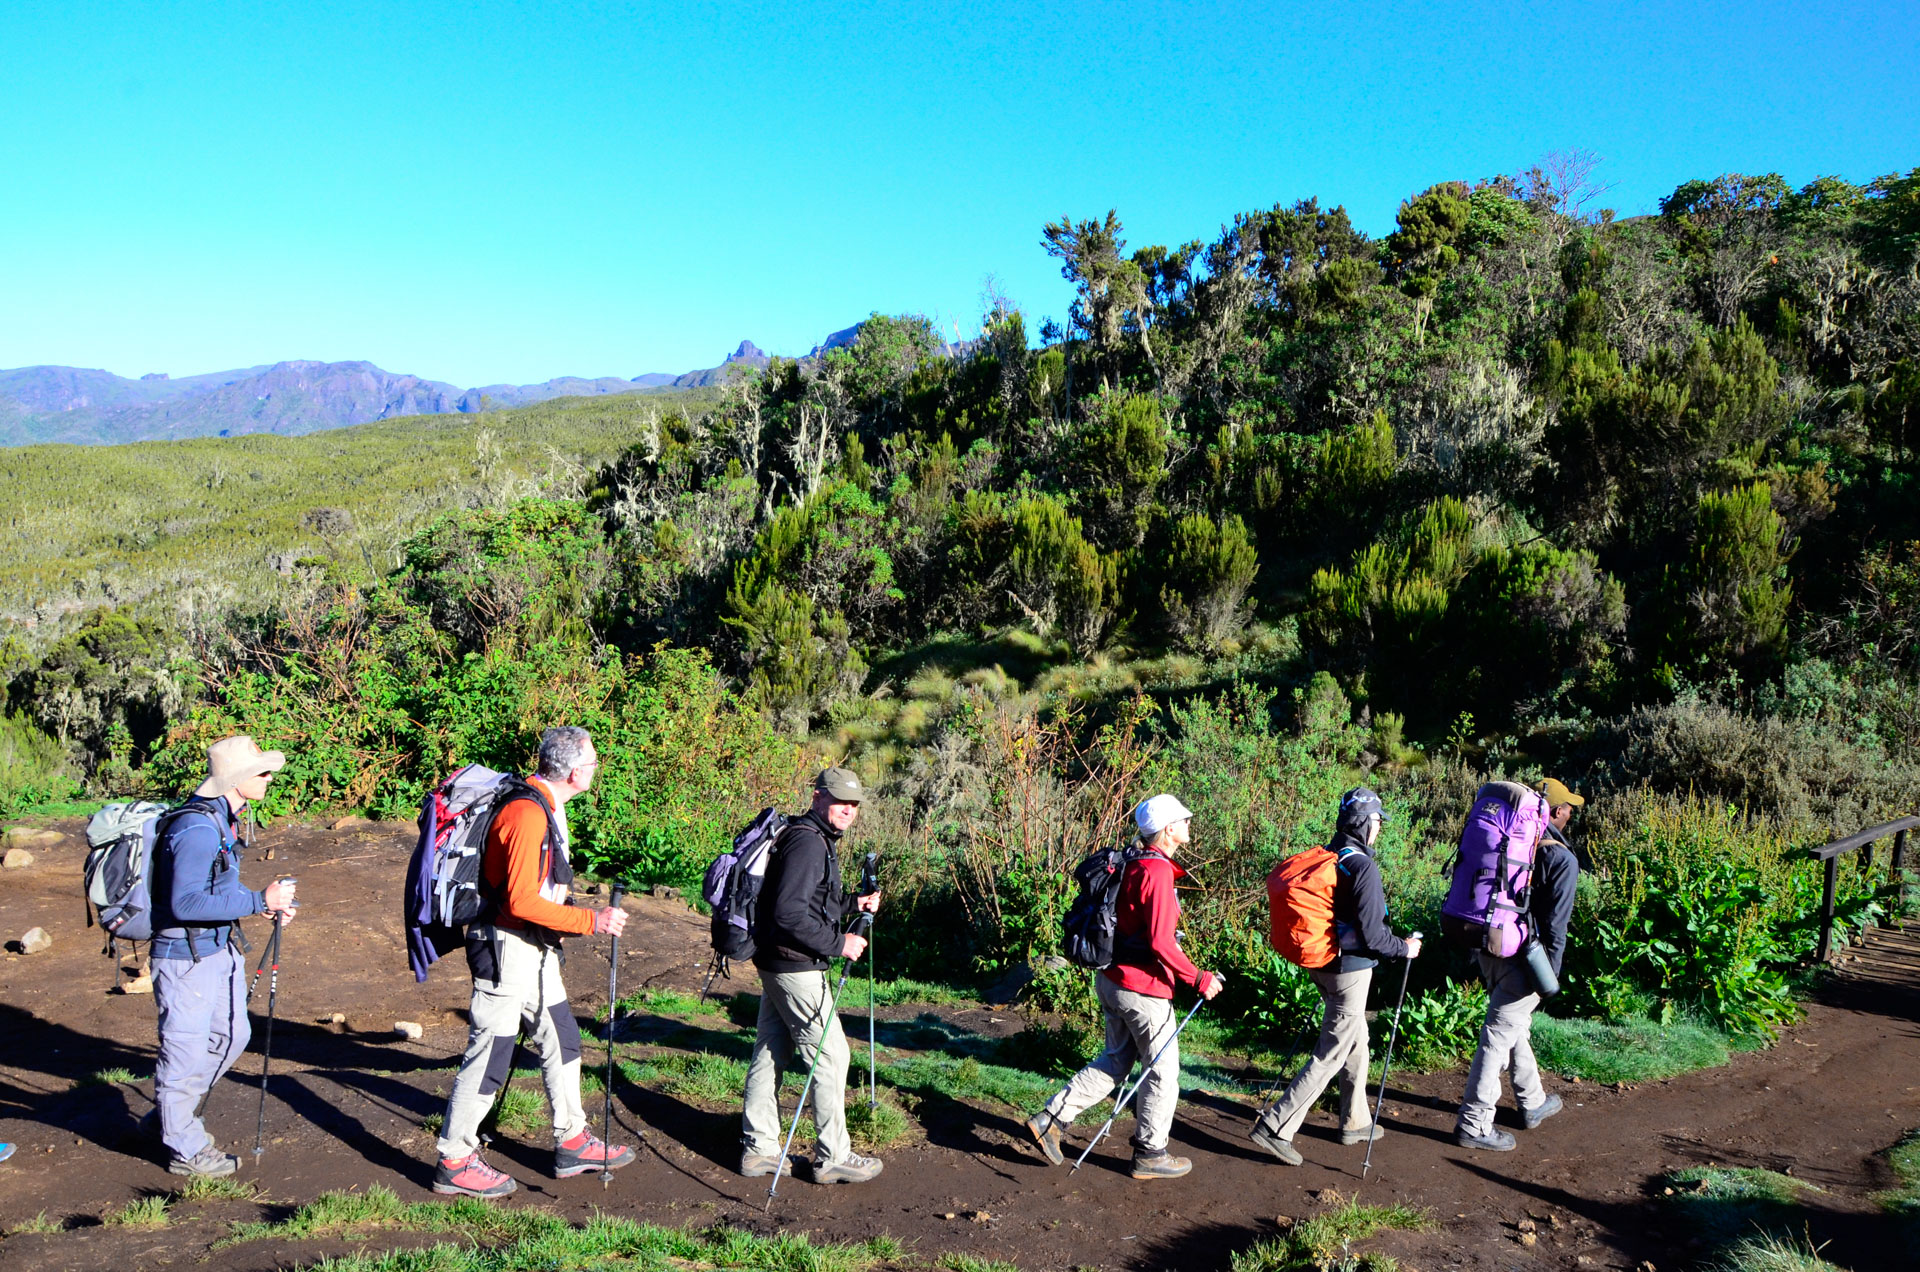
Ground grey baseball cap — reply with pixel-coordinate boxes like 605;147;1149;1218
815;767;865;803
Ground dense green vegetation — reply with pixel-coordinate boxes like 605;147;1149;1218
4;159;1917;1068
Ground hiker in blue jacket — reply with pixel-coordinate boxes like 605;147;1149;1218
147;736;297;1178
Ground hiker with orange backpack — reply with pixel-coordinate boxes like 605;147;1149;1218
1250;787;1421;1166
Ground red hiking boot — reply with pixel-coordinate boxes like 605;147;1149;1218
433;1152;517;1198
555;1130;636;1178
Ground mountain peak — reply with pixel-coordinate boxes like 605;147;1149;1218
731;340;764;361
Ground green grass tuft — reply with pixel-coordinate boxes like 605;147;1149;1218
943;1257;1024;1272
174;1175;259;1202
1229;1200;1431;1271
1533;1014;1731;1083
103;1195;170;1229
8;1212;61;1235
1710;1232;1848;1272
81;1067;141;1086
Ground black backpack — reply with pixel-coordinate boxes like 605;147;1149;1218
1061;844;1146;970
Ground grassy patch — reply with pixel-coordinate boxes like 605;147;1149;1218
1663;1166;1823;1245
8;1212;61;1235
868;977;980;1007
174;1175;260;1202
607;987;727;1023
1533;1014;1731;1082
1229;1200;1431;1271
103;1195;170;1229
82;1067;142;1086
942;1257;1023;1272
1710;1232;1848;1272
1880;1128;1920;1221
224;1184;540;1246
229;1194;904;1271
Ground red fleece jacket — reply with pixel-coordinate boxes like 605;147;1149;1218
1103;849;1218;1000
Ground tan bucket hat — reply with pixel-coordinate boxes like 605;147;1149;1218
195;735;287;798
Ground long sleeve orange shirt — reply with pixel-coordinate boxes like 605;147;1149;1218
480;777;593;937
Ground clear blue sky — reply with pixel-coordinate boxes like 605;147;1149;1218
2;1;1915;388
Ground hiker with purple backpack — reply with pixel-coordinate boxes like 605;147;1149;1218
1443;778;1583;1151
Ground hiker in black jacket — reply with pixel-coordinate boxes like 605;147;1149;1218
1251;787;1421;1166
1455;777;1583;1151
737;768;882;1184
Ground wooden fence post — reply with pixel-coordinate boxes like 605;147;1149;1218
1815;855;1840;963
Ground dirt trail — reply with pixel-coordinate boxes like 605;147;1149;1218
1;818;1915;1271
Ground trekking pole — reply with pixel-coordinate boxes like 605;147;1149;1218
859;853;880;1110
1070;981;1218;1173
1361;932;1421;1180
765;911;873;1210
251;909;288;1161
602;883;626;1190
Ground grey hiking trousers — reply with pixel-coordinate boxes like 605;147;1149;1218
436;927;587;1160
153;944;250;1162
1042;975;1181;1154
741;969;854;1166
1456;951;1546;1138
1258;966;1373;1140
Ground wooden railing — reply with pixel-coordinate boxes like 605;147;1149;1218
1812;815;1919;962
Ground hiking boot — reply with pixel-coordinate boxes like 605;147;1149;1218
739;1151;783;1178
168;1146;239;1178
1340;1123;1385;1146
1249;1120;1302;1166
812;1152;884;1184
1129;1149;1193;1179
555;1130;636;1178
1456;1127;1517;1152
1520;1093;1563;1130
433;1152;518;1197
1026;1111;1065;1166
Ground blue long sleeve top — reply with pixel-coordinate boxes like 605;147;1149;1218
150;795;265;960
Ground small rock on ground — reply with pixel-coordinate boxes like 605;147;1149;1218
3;827;63;849
328;815;369;830
20;927;52;954
394;1021;424;1041
3;848;35;869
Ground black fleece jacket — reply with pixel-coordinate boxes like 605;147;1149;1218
1531;826;1580;975
754;810;849;973
1328;829;1411;972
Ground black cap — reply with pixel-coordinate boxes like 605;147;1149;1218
1338;787;1388;830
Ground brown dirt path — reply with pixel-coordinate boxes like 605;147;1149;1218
0;817;1915;1271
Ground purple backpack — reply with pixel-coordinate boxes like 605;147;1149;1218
1440;781;1549;957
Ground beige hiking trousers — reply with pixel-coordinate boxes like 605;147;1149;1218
1456;951;1545;1138
1259;966;1373;1140
1043;975;1181;1154
740;969;854;1166
436;927;587;1160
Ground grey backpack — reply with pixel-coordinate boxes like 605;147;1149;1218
83;801;172;942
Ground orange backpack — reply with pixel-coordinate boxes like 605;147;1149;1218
1266;845;1355;969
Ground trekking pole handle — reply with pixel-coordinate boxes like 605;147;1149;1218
859;852;880;896
850;911;874;938
610;883;627;906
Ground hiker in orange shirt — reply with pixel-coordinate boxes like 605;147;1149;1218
430;727;635;1197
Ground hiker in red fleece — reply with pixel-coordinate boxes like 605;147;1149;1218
1025;794;1223;1180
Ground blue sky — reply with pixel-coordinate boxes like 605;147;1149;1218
2;1;1915;387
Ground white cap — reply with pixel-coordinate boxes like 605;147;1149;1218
1134;794;1193;837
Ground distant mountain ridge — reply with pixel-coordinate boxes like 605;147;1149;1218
0;327;865;446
